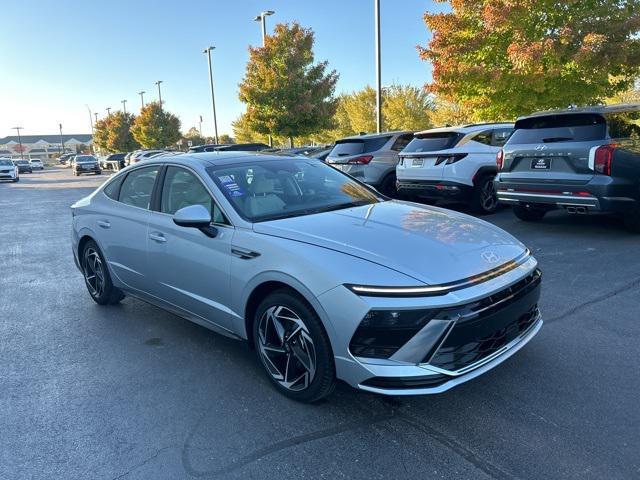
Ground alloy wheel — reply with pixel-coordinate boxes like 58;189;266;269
257;305;317;391
83;247;105;298
480;178;498;212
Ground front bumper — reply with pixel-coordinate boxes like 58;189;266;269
319;255;542;395
75;166;101;173
397;179;473;200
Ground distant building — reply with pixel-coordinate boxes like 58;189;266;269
0;134;93;159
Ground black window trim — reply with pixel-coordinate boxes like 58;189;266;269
102;164;162;212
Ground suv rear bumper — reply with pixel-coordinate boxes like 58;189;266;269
495;176;638;213
397;180;473;200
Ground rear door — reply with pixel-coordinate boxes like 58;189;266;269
501;113;607;184
397;131;464;181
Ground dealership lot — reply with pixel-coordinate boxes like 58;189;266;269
1;167;638;479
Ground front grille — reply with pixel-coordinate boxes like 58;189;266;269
426;270;541;372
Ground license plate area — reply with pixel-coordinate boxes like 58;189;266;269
411;159;424;167
530;158;552;170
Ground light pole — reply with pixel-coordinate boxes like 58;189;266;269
253;10;275;145
253;10;274;46
199;115;203;138
138;90;146;108
58;124;65;155
155;80;163;109
121;99;128;116
13;126;24;160
374;0;382;133
94;112;98;123
106;107;112;116
203;46;219;144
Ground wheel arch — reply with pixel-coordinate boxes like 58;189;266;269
472;166;498;186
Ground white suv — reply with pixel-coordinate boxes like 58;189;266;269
396;123;514;213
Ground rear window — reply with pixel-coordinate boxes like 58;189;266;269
509;113;606;144
401;132;463;153
331;137;391;157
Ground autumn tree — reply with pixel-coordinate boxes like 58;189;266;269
217;134;234;144
131;102;181;149
421;0;640;120
238;22;339;146
93;111;139;153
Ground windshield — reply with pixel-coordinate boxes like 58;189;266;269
75;155;96;163
15;160;28;165
208;158;383;222
0;160;13;166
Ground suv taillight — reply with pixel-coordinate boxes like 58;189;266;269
594;144;616;176
348;155;373;165
496;149;504;170
434;153;468;165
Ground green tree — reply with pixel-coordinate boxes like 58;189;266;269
421;0;640;120
428;98;475;127
131;102;181;149
93;111;139;153
218;134;234;144
238;22;339;146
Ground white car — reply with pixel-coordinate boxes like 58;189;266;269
397;123;514;214
29;159;44;170
0;158;19;182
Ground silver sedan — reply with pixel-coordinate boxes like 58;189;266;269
71;152;542;402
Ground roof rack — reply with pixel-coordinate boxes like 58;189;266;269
460;122;513;128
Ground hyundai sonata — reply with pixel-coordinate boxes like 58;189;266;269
71;153;542;402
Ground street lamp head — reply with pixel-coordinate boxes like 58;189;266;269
203;46;215;53
263;10;275;16
253;15;261;21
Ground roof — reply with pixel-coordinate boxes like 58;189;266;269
146;151;304;168
0;134;93;144
524;103;640;119
414;123;514;135
340;130;413;140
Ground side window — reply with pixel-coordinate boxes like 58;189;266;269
606;111;640;140
473;130;493;146
491;128;513;147
118;166;159;209
390;134;414;152
103;175;124;200
161;166;228;225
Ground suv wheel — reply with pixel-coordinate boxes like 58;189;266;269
379;173;398;198
472;174;499;214
254;290;335;402
81;240;125;305
513;204;547;222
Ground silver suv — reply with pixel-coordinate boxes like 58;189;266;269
326;131;414;196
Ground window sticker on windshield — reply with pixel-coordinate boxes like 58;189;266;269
219;175;245;197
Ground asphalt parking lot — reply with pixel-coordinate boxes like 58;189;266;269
1;166;639;480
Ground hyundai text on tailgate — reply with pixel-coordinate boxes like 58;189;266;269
495;104;640;231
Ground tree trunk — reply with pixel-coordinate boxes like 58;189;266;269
289;136;294;148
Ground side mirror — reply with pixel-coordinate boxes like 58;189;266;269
173;204;218;237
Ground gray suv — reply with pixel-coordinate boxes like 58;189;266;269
495;104;640;232
326;131;414;196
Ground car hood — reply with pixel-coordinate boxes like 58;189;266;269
253;201;527;285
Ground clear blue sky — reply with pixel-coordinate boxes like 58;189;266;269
0;0;446;138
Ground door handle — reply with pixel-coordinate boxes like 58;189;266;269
97;220;111;229
149;232;167;243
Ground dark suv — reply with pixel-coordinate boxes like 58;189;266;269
495;104;640;231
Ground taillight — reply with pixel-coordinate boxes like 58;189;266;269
434;153;468;165
496;149;504;170
348;155;373;165
594;144;616;176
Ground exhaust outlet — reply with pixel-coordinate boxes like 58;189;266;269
576;206;588;214
566;206;576;214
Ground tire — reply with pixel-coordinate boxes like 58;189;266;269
513;204;547;222
13;177;19;182
95;171;102;175
624;209;640;233
379;173;398;198
471;174;499;215
253;289;335;402
81;240;124;305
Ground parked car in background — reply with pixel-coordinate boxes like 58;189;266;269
188;144;230;153
495;104;640;232
72;155;101;176
397;123;514;214
305;146;333;162
71;153;542;402
14;159;33;174
326;131;414;196
216;143;270;152
58;153;75;165
100;153;126;170
29;159;44;170
0;158;19;182
127;150;169;165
